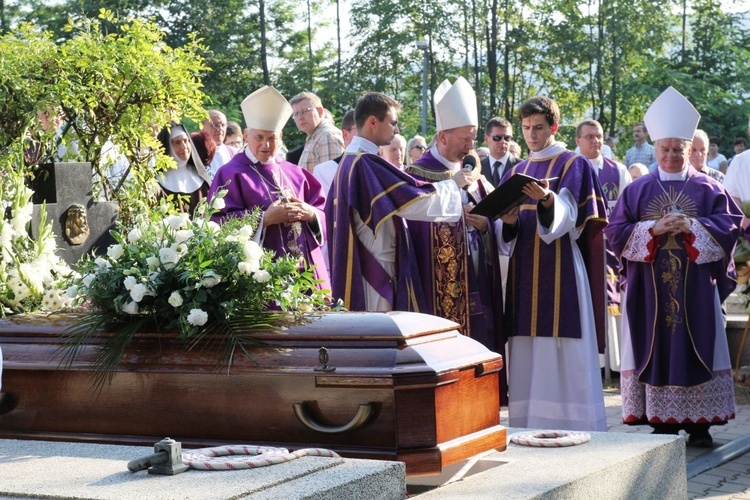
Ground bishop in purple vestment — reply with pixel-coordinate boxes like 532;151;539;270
605;86;742;447
207;86;330;292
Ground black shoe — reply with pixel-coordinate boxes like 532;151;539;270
688;432;713;448
651;425;679;435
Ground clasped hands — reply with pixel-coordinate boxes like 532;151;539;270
653;212;692;236
264;196;315;226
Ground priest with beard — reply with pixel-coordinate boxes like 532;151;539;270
605;87;742;447
208;86;330;292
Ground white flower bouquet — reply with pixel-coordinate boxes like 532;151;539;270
63;191;331;384
0;171;72;315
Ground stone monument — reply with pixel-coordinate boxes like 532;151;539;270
30;162;118;265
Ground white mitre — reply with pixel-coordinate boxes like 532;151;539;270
434;76;478;132
644;86;700;142
240;86;292;133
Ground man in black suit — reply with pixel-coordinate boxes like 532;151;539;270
480;117;522;187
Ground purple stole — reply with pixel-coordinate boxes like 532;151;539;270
503;151;608;351
208;154;331;291
598;158;623;311
325;151;437;312
598;158;621;204
605;168;742;386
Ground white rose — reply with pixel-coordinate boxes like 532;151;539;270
122;301;139;315
107;244;124;261
127;228;142;243
82;273;96;288
202;272;221;288
174;229;194;243
123;276;137;291
243;241;263;261
239;225;254;241
159;247;179;266
168;291;183;307
187;308;208;326
146;256;161;271
94;257;111;269
238;262;252;275
212;197;226;210
167;215;185;230
253;270;271;283
130;283;149;302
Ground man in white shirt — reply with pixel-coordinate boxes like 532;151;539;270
201;110;235;179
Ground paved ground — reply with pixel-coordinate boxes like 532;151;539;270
499;388;750;499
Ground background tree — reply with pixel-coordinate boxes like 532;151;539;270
0;11;208;224
4;0;749;157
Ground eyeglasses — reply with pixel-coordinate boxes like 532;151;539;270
411;145;427;151
491;134;513;142
210;121;227;129
292;107;313;119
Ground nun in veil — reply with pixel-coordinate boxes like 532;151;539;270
156;123;211;215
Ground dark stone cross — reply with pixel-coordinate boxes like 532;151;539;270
30;162;118;266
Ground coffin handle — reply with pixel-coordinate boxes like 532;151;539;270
292;402;374;434
0;392;18;415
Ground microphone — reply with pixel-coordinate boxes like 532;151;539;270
461;154;477;190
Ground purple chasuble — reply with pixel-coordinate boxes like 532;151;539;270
406;151;504;351
605;168;742;387
325;151;437;312
207;153;330;291
502;151;608;350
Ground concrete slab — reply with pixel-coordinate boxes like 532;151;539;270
415;430;686;499
0;439;405;500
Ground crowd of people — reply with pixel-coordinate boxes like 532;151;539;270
198;83;746;446
7;80;745;447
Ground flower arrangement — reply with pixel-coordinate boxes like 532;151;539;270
63;190;331;384
0;171;72;316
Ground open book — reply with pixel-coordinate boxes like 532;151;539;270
469;173;558;219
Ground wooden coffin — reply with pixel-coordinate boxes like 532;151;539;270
0;311;505;476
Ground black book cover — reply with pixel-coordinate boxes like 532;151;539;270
470;173;554;219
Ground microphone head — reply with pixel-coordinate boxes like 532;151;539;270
462;155;477;169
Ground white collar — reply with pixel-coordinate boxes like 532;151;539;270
429;145;461;172
347;136;380;154
244;147;278;166
488;152;510;165
657;166;688;181
588;155;604;169
529;141;567;160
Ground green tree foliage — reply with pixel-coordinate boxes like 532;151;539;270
0;10;208;224
4;0;749;156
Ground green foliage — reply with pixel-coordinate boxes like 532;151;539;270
0;10;209;225
3;1;749;160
